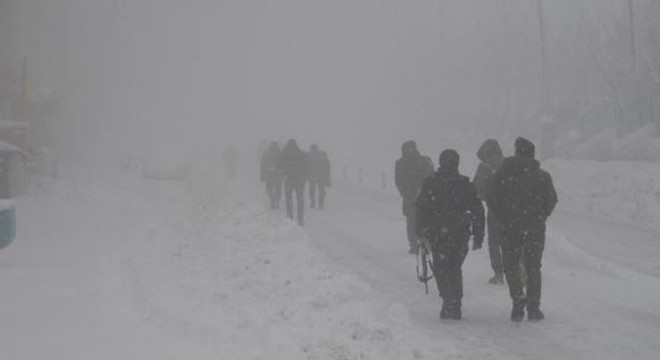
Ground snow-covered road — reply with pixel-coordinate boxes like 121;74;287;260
305;183;660;360
0;176;196;359
1;172;659;360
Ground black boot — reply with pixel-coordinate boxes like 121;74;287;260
527;306;544;322
439;299;453;320
440;301;461;321
440;306;452;320
511;299;526;322
450;304;462;320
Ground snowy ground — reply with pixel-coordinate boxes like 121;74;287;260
1;162;659;359
546;159;660;231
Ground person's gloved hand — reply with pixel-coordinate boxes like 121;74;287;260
472;238;483;250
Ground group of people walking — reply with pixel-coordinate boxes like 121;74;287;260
260;139;331;226
396;137;557;322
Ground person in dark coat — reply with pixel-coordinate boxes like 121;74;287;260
474;139;505;285
416;149;485;320
307;144;331;209
261;141;283;209
279;139;309;225
395;140;434;254
486;137;557;322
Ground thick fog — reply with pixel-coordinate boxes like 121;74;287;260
3;2;660;359
2;1;659;173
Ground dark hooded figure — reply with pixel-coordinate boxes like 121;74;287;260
279;139;309;225
261;141;283;209
416;149;484;320
474;139;505;285
486;137;557;322
395;141;434;254
307;144;331;209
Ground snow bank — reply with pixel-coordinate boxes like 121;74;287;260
546;159;660;230
610;123;658;161
123;195;447;359
553;123;660;161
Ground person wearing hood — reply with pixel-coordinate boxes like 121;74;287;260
279;139;309;225
487;137;557;322
416;149;485;320
474;139;506;285
261;141;283;210
307;144;331;209
395;141;434;254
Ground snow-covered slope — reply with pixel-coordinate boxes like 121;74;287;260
546;159;660;230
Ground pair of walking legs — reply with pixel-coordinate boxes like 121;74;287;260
403;196;419;253
285;179;305;225
266;178;282;209
431;238;468;320
500;227;545;321
406;214;418;253
487;211;504;283
488;212;527;286
308;180;326;209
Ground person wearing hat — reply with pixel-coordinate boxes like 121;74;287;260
395;140;434;254
279;139;309;226
486;137;558;322
473;139;506;285
416;149;484;320
261;141;283;209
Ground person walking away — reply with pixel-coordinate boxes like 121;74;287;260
279;139;309;225
416;149;485;320
307;144;331;209
474;139;505;285
261;141;283;209
395;140;434;254
486;137;557;322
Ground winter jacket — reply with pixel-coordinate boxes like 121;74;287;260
279;141;309;182
395;154;434;199
416;168;485;245
486;156;557;230
473;139;504;201
308;149;331;186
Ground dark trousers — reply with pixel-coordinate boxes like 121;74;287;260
501;226;545;308
431;235;469;307
406;214;417;250
308;180;326;209
285;179;305;224
487;209;504;275
266;178;282;209
402;196;418;250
